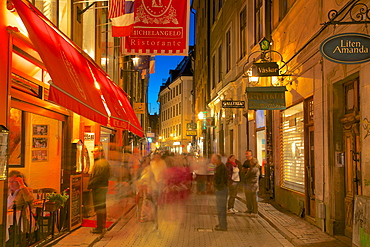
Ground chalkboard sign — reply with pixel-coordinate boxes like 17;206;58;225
70;175;82;230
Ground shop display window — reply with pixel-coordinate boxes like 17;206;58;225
281;102;305;193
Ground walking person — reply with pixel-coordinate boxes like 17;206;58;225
244;157;260;217
88;146;111;234
212;153;228;231
225;154;242;213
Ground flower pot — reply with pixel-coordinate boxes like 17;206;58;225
45;201;60;212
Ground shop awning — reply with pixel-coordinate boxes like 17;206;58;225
11;0;144;137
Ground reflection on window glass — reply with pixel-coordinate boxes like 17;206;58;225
82;1;96;59
59;0;71;36
9;108;23;167
34;0;58;24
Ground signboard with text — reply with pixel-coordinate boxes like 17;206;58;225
253;62;280;77
70;175;82;230
186;130;197;136
186;122;197;130
246;86;287;110
320;33;370;64
222;100;245;108
123;0;190;55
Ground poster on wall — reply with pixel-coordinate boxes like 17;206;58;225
32;137;48;148
84;133;95;173
32;150;48;162
32;125;48;135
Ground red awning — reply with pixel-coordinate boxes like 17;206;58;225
11;0;144;137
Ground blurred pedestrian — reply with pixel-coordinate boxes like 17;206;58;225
162;154;192;221
145;152;167;229
88;146;111;234
212;153;228;231
244;157;260;217
226;154;242;213
194;156;209;194
206;157;215;194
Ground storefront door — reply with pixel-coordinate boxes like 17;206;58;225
341;79;362;237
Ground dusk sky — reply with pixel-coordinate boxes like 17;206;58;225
147;8;195;115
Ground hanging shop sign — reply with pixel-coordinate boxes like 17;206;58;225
147;132;155;138
246;86;287;110
186;122;197;130
206;117;215;127
253;62;279;77
186;130;197;136
222;100;245;108
134;103;145;114
320;33;370;64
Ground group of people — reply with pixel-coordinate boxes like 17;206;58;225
6;145;260;240
213;150;260;231
119;148;260;232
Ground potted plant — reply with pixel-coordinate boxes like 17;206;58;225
45;189;69;211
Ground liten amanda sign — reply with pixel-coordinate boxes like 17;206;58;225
320;33;370;64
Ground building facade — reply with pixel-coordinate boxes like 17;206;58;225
0;0;146;244
193;0;370;244
158;56;194;154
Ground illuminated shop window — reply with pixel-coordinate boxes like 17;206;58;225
281;102;305;193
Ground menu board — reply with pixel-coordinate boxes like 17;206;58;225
70;175;82;230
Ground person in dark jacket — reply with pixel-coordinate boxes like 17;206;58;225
212;153;228;231
244;158;260;217
88;146;111;234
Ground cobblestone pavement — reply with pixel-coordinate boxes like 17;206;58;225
92;194;293;247
49;192;351;247
256;199;351;247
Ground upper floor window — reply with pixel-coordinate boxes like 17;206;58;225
255;0;263;44
218;44;223;83
279;0;288;21
226;30;231;73
212;55;216;89
240;7;247;59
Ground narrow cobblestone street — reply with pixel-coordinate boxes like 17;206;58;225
51;192;351;247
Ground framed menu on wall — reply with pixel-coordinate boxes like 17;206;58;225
31;124;49;162
70;174;82;230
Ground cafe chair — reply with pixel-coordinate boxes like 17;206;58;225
34;188;56;239
8;202;37;247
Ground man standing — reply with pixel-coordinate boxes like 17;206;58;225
88;146;111;234
212;153;228;231
242;150;258;213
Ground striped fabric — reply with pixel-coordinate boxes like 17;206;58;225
109;0;135;37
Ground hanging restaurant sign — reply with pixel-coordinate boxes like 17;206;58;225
253;62;279;77
320;33;370;64
222;100;245;108
246;86;287;110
